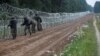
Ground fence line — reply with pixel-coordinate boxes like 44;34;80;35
0;3;90;39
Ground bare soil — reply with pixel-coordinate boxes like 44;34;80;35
0;14;93;56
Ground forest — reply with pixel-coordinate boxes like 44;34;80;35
0;0;92;13
94;1;100;13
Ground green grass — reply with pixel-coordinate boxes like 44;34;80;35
59;20;97;56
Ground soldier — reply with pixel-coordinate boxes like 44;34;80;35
8;17;17;40
29;12;37;33
30;18;36;33
34;14;43;31
21;17;31;36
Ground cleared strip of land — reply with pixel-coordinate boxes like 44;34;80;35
0;14;92;56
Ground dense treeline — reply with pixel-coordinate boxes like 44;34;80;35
94;1;100;13
0;0;92;13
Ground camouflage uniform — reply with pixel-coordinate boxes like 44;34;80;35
34;14;43;31
31;20;36;33
21;17;31;35
8;17;17;39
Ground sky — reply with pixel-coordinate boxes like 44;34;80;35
86;0;100;7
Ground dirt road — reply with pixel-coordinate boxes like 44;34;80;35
0;14;92;56
93;15;100;56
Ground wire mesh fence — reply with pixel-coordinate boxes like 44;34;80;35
0;3;90;39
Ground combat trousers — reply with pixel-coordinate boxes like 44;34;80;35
24;26;31;35
37;23;43;31
11;28;17;39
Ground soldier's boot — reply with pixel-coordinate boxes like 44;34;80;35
32;28;36;33
12;34;16;40
28;30;31;36
24;27;27;36
13;36;16;40
28;28;31;35
11;29;16;40
32;24;36;33
37;23;43;31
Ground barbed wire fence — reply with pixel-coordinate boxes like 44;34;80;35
0;3;90;40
